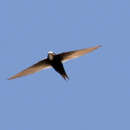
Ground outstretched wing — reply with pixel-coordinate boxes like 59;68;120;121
8;59;51;80
58;45;101;62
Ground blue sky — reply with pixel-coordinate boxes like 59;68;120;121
0;0;130;130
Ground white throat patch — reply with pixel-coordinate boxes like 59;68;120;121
48;51;55;60
48;51;54;54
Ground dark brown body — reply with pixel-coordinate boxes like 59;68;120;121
48;55;69;80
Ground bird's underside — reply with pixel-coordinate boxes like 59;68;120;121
50;58;69;80
8;45;101;80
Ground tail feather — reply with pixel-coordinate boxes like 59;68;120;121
62;73;69;80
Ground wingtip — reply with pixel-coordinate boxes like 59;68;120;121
8;75;17;80
96;45;102;48
8;77;13;80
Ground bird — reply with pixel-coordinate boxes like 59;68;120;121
8;45;101;80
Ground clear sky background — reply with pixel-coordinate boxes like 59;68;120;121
0;0;130;130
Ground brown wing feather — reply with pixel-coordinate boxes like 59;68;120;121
58;45;101;62
8;59;51;80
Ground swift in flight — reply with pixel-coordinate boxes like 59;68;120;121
8;45;101;80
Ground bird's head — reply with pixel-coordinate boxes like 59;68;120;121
48;51;56;60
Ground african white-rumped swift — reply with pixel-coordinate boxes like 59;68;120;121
8;45;101;80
